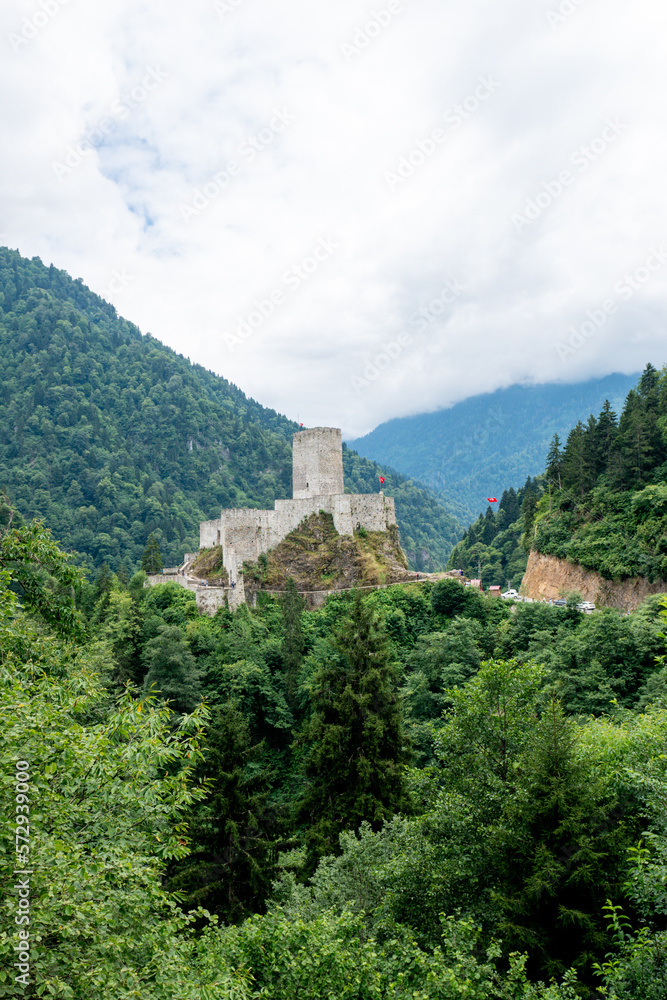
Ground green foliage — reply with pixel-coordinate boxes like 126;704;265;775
281;577;305;705
5;503;667;996
535;364;667;581
167;701;276;923
142;624;204;714
215;907;505;1000
493;697;627;982
141;532;163;573
446;481;542;588
0;522;252;998
0;515;84;640
298;591;410;868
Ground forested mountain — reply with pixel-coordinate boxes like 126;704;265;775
447;477;544;588
534;362;667;582
348;374;639;522
0;247;461;573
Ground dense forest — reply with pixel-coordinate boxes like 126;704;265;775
446;477;543;588
534;363;667;581
2;503;667;998
0;247;461;574
349;375;638;521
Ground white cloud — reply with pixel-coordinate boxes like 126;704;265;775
1;0;666;438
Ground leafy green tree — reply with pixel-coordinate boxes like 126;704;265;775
0;517;84;639
101;586;142;685
298;590;410;868
431;577;490;619
0;517;248;998
141;532;163;573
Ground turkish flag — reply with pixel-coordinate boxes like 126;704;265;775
380;477;385;484
487;497;497;503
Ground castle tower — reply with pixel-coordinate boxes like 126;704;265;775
292;427;345;499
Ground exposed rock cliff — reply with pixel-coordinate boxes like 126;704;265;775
522;550;667;612
242;511;422;606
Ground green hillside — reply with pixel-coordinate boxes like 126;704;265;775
348;374;640;522
0;247;461;573
446;476;544;589
533;363;667;581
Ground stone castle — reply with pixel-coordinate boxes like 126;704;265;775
199;427;396;604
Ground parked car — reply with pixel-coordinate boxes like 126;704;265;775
577;601;596;613
501;589;520;600
553;598;567;606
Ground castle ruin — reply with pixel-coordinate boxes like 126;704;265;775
199;427;396;606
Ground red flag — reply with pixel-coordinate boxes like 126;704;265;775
487;497;497;503
380;477;385;484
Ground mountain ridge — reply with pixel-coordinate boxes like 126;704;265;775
349;374;641;522
0;246;461;573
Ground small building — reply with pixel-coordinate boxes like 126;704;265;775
488;585;502;597
467;578;482;590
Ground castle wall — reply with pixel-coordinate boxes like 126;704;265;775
349;494;397;531
196;427;400;609
200;519;220;549
197;587;231;615
292;427;344;499
273;497;334;544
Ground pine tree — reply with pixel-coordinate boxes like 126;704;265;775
167;701;274;922
141;533;163;573
561;422;594;497
520;479;539;549
298;590;410;869
482;505;497;544
142;625;203;714
494;696;626;983
592;399;618;478
619;367;665;487
546;434;563;489
281;577;305;707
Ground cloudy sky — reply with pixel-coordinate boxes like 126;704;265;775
1;0;666;438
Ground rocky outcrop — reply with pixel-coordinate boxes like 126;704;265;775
242;512;423;608
521;550;667;612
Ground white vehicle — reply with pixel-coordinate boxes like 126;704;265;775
501;589;520;600
577;601;596;613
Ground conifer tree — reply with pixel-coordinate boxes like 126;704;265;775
592;399;619;478
482;505;497;544
546;434;563;489
167;701;274;922
298;590;410;869
281;577;305;706
494;696;626;983
141;532;163;573
142;625;203;714
561;421;594;497
619;367;665;487
521;479;539;548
